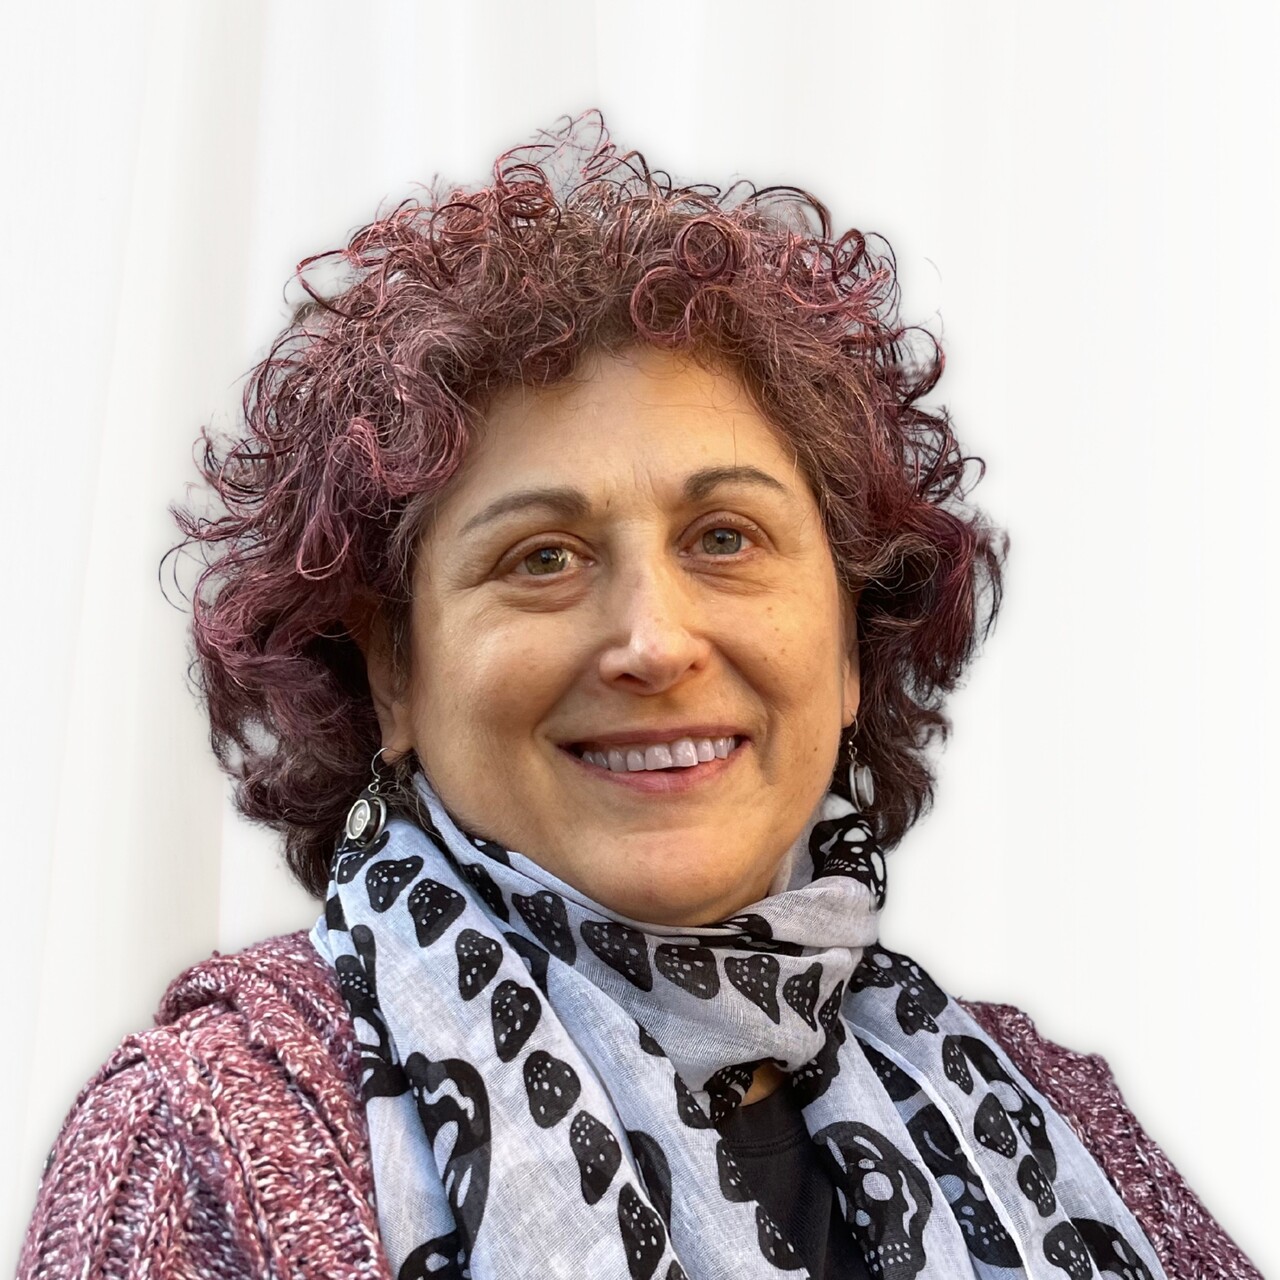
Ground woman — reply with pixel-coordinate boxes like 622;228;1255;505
19;112;1257;1279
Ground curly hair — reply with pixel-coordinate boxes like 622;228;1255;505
168;109;1007;899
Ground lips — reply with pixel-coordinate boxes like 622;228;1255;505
571;736;741;772
560;727;747;752
559;733;749;795
560;726;749;774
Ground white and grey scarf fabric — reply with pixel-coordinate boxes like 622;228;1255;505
310;771;1166;1280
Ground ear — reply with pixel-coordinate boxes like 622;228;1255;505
840;589;862;727
344;594;417;755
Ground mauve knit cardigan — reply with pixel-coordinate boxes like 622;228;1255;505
17;931;1260;1280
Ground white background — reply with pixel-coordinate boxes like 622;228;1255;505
3;0;1276;1272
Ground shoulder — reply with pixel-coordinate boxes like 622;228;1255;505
156;927;358;1065
961;999;1261;1280
19;931;388;1280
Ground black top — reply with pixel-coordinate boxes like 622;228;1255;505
717;1083;872;1280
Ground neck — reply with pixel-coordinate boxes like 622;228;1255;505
742;1061;787;1105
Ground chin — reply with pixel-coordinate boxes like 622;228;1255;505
590;863;766;928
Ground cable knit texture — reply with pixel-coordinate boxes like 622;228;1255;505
18;931;1259;1279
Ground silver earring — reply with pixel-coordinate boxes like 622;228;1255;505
846;721;876;812
343;747;394;847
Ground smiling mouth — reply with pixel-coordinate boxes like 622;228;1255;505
567;736;743;773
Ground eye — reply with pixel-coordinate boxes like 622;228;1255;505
517;545;574;576
505;519;759;580
700;526;744;555
695;520;762;557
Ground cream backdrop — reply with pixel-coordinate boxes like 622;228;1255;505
4;0;1276;1272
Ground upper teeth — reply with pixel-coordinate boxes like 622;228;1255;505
577;737;738;772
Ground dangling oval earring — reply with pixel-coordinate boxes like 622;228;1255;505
343;747;393;847
846;719;876;813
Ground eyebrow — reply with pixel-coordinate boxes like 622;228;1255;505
457;465;792;536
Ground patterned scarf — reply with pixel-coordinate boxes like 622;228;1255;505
311;771;1166;1280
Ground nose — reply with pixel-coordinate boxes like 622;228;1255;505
595;553;713;694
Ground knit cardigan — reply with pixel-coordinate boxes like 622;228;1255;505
17;931;1260;1280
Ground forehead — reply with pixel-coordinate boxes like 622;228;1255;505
496;344;754;418
449;346;802;506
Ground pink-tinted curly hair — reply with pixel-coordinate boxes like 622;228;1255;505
168;110;1007;898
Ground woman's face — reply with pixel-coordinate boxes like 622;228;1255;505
369;345;860;925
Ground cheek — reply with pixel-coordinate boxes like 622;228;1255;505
752;591;848;703
413;610;574;736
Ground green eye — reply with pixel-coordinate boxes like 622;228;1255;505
701;527;743;555
522;546;571;575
